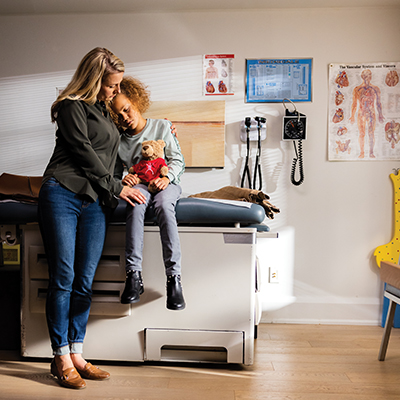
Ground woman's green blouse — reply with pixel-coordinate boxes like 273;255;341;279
42;99;123;207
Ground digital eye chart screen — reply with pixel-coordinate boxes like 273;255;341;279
246;58;312;103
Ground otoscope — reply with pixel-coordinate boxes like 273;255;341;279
240;117;252;188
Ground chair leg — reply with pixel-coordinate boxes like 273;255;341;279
378;299;397;361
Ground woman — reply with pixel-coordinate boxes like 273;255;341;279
38;47;146;390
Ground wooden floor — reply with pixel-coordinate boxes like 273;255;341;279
1;323;400;400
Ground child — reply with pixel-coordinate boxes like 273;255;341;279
111;76;186;310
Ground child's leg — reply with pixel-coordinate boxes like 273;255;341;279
121;184;151;304
152;184;182;276
125;184;151;273
152;184;185;310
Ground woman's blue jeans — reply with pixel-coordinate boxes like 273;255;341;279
38;178;109;356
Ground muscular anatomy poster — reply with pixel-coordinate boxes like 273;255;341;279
328;62;400;161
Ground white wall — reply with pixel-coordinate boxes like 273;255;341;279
1;6;399;324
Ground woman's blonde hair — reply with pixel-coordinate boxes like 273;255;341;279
51;47;124;122
109;76;151;128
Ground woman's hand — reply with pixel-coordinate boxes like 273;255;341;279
119;186;146;207
165;118;178;137
122;173;139;187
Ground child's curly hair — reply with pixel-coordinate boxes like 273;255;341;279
109;76;151;127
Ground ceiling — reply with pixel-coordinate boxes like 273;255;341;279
1;0;400;15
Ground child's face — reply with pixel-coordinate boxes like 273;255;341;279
111;94;141;130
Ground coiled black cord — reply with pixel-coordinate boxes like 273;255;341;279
291;140;304;186
253;135;262;190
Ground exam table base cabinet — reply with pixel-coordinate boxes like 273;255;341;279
21;224;257;365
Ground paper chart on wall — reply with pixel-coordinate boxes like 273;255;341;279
203;54;234;96
246;58;312;103
328;62;400;161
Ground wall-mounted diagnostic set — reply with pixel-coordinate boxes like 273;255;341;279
240;116;267;190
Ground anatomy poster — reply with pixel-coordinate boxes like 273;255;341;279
203;54;234;96
329;62;400;161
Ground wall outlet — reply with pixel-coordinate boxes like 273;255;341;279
269;267;279;283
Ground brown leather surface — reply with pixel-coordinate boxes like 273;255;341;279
0;173;42;202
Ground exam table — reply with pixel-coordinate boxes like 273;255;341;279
0;197;277;365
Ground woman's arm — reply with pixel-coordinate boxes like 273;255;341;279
163;122;185;184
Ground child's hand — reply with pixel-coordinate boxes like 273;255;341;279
122;173;139;187
149;177;170;191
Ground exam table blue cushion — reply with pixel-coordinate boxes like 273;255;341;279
113;197;267;228
0;197;269;231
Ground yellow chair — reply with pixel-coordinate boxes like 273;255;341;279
374;170;400;360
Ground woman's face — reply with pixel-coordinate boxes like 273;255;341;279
97;72;124;102
112;94;144;132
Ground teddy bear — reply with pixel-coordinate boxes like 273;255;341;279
128;140;169;193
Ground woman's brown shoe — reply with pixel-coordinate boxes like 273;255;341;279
50;360;86;389
76;362;110;380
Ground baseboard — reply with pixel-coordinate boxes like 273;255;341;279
260;317;381;326
260;300;382;326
